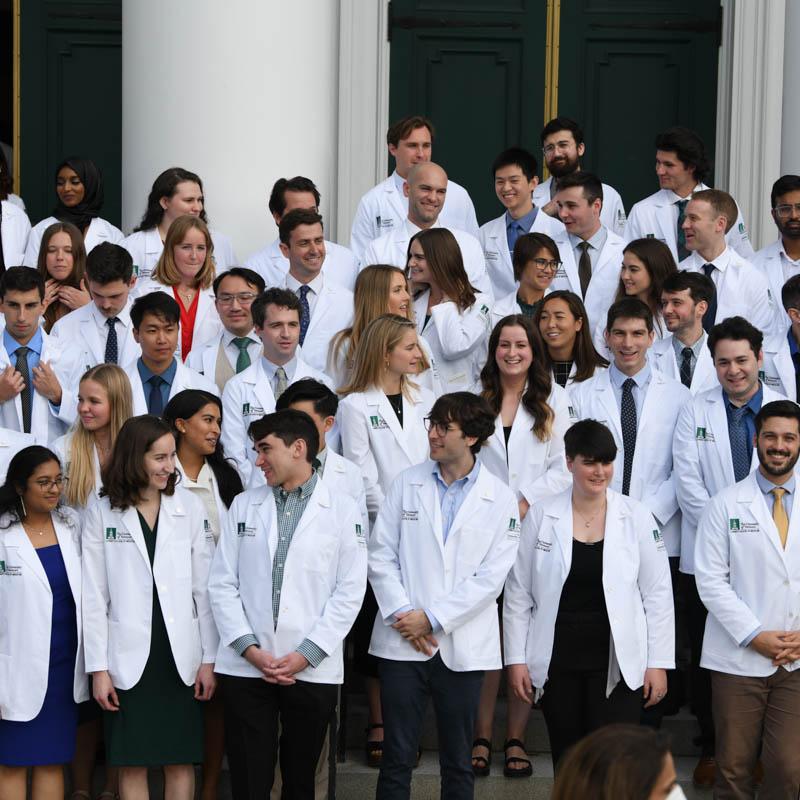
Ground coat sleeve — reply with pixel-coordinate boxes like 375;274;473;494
81;499;110;673
430;299;491;361
338;398;383;519
673;398;711;531
220;379;252;485
350;195;378;266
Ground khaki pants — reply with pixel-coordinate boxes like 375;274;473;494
712;669;800;799
270;731;330;800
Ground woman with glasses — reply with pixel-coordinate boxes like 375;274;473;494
0;446;86;800
491;233;561;327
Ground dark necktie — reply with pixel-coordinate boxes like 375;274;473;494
679;347;693;388
676;199;689;261
298;285;311;346
701;264;718;333
621;377;637;495
105;317;119;364
792;351;800;403
15;346;32;434
147;375;165;416
578;241;592;297
729;405;752;482
232;337;251;373
508;221;524;255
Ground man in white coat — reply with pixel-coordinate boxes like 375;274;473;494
51;242;141;374
125;292;217;417
695;400;800;798
361;162;492;298
350;114;479;263
478;146;564;299
533;116;627;235
679;189;774;335
552;171;627;331
368;392;519;800
760;274;800;402
625;126;754;262
651;271;718;395
245;176;359;292
753;175;800;334
673;316;791;786
208;409;366;800
220;287;332;485
277;209;354;374
185;267;265;394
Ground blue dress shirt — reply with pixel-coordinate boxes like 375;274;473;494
137;358;177;410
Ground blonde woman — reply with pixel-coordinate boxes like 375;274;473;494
133;215;221;359
328;264;441;395
337;314;435;766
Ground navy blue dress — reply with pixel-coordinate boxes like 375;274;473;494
0;543;79;766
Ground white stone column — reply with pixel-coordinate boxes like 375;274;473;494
726;0;785;251
121;2;342;259
781;1;800;177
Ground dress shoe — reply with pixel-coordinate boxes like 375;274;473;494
693;756;716;787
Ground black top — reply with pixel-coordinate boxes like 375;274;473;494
550;538;611;672
386;392;403;427
552;360;574;388
503;425;512;446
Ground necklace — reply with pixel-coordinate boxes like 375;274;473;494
22;520;48;537
573;501;606;529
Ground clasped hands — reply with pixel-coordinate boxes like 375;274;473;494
393;609;438;656
245;646;309;684
750;630;800;666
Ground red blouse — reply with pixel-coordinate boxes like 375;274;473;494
173;286;200;361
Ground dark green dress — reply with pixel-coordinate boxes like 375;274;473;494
104;512;203;766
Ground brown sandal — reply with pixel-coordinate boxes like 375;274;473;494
471;737;491;777
503;738;532;778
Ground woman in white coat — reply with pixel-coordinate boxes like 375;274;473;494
470;314;572;778
133;215;221;360
82;415;218;800
338;314;435;767
122;167;237;281
504;420;675;768
0;192;31;268
24;157;124;267
0;446;85;800
328;264;442;396
409;228;492;393
163;389;243;800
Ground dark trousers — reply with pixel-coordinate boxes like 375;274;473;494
540;671;642;768
221;674;337;800
684;572;715;754
377;655;484;800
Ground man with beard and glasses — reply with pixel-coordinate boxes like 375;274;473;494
753;175;800;334
695;400;800;799
533;117;627;236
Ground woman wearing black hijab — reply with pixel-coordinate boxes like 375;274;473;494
24;157;124;267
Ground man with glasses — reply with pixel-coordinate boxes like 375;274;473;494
368;392;520;800
753;175;800;334
186;267;265;394
533;117;627;236
553;172;627;332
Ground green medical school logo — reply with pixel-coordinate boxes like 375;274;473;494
237;522;246;535
242;403;251;415
105;527;117;540
696;427;706;439
729;518;741;531
0;560;5;574
509;517;517;530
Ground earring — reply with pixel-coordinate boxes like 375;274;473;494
19;495;26;519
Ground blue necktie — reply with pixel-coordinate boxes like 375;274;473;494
105;317;119;364
298;285;311;346
729;406;752;482
147;375;165;416
701;264;718;333
621;378;637;495
676;199;690;261
508;221;524;255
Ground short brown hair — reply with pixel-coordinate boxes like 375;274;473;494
692;189;738;233
387;115;434;147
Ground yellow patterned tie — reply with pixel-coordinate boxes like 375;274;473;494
771;488;789;549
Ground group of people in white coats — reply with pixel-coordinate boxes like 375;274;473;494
2;109;800;800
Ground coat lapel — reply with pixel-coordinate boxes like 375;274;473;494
7;524;50;591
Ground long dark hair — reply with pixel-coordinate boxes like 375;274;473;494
0;446;62;526
134;167;208;232
479;315;554;442
408;228;476;311
100;416;177;511
163;390;243;509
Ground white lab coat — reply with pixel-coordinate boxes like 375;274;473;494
533;177;628;237
320;449;369;532
361;219;492;300
761;333;795;401
0;509;89;720
0;427;36;483
208;480;366;685
245;237;359;292
121;227;237;281
350;173;479;264
479;384;572;504
175;455;227;547
649;334;718;395
624;185;755;261
50;300;141;374
673;383;789;574
185;330;262;395
1;199;31;266
478;211;565;299
679;248;774;335
82;488;218;689
753;239;800;335
413;291;492;392
220;356;331;484
126;358;219;417
570;367;691;556
338;384;435;521
503;488;675;697
368;459;519;670
695;471;800;677
24;216;124;267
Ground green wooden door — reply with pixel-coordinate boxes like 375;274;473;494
20;0;122;227
389;1;548;226
555;0;722;207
